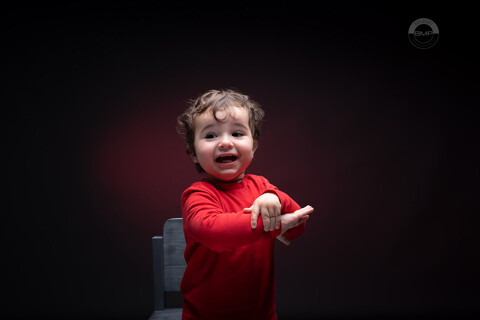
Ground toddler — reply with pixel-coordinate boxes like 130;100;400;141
177;89;313;319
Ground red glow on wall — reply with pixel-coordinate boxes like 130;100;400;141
86;99;198;234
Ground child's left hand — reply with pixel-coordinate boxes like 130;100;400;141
243;193;281;231
276;205;313;245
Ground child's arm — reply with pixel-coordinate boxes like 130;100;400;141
183;187;282;252
244;205;313;245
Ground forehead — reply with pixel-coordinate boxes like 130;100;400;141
194;106;250;127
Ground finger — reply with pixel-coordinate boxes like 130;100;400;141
295;205;314;217
298;215;310;225
267;207;276;231
269;208;275;231
262;208;271;232
291;215;309;229
250;204;259;229
268;209;276;231
274;206;281;230
243;205;253;213
264;207;272;231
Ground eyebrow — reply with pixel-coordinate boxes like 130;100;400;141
231;122;250;130
198;124;215;135
198;122;250;135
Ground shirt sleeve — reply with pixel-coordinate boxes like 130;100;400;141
182;186;281;252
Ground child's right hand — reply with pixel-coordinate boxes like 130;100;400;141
244;193;282;231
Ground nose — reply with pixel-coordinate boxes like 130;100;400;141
218;134;233;150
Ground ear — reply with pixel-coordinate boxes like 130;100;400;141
186;145;198;163
252;140;259;153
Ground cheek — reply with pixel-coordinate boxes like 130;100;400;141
194;142;212;159
243;142;256;157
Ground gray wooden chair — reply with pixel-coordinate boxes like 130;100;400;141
149;218;186;320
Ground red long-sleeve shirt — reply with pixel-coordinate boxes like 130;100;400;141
181;174;305;320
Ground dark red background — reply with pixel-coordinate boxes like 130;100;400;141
3;1;479;319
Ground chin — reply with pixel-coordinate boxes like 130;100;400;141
209;172;244;182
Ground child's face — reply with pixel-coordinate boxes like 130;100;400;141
191;106;258;182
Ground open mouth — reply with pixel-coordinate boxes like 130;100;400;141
215;155;238;163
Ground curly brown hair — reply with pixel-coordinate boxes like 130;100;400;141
177;89;265;173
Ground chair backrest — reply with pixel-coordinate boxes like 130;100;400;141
152;218;186;310
163;218;186;291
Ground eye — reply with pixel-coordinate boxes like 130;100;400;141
232;131;244;137
205;133;217;139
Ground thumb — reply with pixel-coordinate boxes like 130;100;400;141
250;203;259;229
243;206;253;213
276;234;291;246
